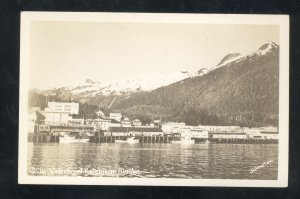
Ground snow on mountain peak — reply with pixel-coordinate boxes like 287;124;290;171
65;71;201;97
209;41;279;73
256;41;279;55
217;53;242;66
85;79;97;84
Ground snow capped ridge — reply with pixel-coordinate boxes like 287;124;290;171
254;41;278;56
210;53;243;71
64;70;203;97
40;41;278;98
208;41;279;73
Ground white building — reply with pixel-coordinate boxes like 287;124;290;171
244;126;278;139
42;102;79;123
96;110;105;118
132;119;142;126
196;125;241;132
110;119;122;127
42;111;72;124
121;117;131;127
45;102;79;115
191;130;209;139
260;126;278;139
180;127;209;139
109;112;122;122
68;119;84;125
209;132;247;139
162;122;186;133
243;127;263;139
94;119;111;131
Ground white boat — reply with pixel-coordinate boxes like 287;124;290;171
59;135;89;143
115;137;139;144
171;136;195;144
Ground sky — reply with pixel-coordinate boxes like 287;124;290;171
29;21;279;89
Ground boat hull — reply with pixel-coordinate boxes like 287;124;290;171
59;137;89;143
115;137;139;144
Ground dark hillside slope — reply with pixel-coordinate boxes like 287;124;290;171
111;44;279;127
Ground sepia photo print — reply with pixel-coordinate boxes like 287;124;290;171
18;12;289;186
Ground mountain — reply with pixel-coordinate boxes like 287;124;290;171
108;41;279;126
29;41;279;127
40;71;203;98
217;53;241;66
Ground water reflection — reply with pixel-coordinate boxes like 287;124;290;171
28;142;278;179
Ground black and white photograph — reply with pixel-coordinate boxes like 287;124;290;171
18;12;289;186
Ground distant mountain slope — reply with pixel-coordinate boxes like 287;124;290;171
217;53;241;66
110;42;279;126
41;71;202;98
29;41;279;127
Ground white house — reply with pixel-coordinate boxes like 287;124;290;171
121;117;131;127
132;119;142;126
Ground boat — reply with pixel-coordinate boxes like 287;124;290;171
115;137;139;144
171;135;195;144
59;134;89;143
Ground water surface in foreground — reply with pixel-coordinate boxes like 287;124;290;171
28;143;278;179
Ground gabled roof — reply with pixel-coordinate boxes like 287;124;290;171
110;119;121;124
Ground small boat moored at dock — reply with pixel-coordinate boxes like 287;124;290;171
59;134;89;143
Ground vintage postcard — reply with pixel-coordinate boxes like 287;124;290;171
19;12;289;186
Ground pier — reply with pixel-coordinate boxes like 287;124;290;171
28;133;278;144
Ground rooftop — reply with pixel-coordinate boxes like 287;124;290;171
110;127;163;132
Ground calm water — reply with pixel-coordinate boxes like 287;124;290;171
28;143;278;179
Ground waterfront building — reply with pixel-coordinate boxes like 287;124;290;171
42;102;79;123
209;131;247;139
109;112;122;122
109;119;122;127
132;119;142;126
68;119;84;125
94;119;111;131
45;102;79;115
42;111;73;124
243;128;263;139
179;127;209;139
162;122;186;133
121;117;131;127
191;130;209;139
196;125;241;132
96;110;105;118
243;126;278;139
260;126;278;139
85;118;111;131
28;108;45;133
107;126;163;137
153;119;162;127
38;124;50;133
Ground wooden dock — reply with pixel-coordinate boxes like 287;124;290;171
28;133;278;144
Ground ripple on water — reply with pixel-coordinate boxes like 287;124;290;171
27;143;278;179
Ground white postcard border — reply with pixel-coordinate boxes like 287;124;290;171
18;12;289;187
